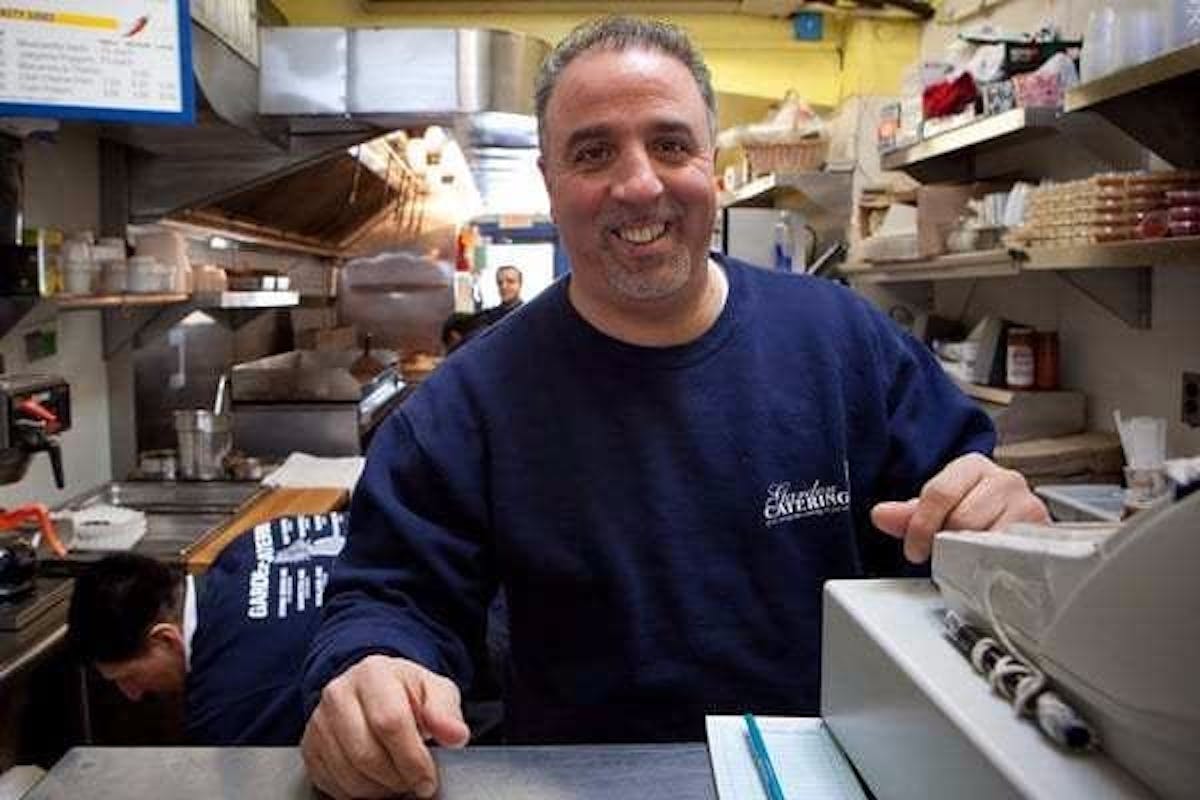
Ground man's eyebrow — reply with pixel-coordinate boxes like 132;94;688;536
562;125;612;153
560;119;700;153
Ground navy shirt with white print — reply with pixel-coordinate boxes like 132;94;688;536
186;512;346;745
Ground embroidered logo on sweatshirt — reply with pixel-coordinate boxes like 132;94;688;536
762;461;851;527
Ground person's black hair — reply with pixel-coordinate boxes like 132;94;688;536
441;311;489;349
67;553;184;664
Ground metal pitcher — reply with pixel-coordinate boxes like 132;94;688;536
174;410;232;480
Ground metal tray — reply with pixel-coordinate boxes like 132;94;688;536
42;481;265;572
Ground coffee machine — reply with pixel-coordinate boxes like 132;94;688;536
0;374;70;602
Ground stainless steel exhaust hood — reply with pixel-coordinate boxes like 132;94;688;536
113;25;549;231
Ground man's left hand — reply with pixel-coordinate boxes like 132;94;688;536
871;452;1049;563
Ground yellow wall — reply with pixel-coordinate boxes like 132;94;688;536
271;3;920;121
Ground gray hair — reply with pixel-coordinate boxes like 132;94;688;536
534;16;718;150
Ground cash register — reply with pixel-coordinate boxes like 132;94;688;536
823;481;1197;800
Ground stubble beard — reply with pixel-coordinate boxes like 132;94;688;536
603;245;694;302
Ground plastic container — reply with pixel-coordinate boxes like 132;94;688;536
1115;0;1168;71
1081;3;1121;82
63;264;97;295
1167;0;1200;48
94;237;128;294
128;256;172;293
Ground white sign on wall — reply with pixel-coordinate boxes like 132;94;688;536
0;0;194;124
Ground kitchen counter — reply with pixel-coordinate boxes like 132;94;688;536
26;744;716;799
0;595;67;684
40;481;265;574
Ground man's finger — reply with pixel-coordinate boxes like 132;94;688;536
303;702;395;800
870;499;919;538
417;670;471;748
355;659;440;797
940;475;1009;534
904;454;991;562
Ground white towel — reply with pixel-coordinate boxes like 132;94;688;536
261;453;365;491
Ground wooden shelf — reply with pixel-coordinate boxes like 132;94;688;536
54;293;189;309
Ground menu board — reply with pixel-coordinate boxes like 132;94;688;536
0;0;194;124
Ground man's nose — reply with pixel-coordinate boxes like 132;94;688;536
611;147;664;204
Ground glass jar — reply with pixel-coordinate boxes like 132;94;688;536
1005;328;1035;390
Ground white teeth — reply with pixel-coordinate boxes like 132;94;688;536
616;223;667;244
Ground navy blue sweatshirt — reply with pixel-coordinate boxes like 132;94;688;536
304;256;993;743
186;513;346;745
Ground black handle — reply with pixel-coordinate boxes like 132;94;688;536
47;440;64;488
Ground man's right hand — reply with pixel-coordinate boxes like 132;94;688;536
301;654;470;799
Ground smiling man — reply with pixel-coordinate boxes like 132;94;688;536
301;17;1047;800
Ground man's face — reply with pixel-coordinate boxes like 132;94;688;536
95;626;186;701
497;268;522;304
539;46;716;311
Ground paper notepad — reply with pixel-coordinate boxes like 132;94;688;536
706;716;867;800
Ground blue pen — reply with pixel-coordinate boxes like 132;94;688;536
743;713;787;800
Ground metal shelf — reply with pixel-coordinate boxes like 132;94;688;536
1065;42;1200;168
1022;236;1200;270
842;249;1020;283
879;108;1062;183
720;170;853;210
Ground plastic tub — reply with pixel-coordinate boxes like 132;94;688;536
63;265;97;295
128;256;173;293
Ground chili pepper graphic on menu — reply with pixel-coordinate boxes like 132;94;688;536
124;15;149;37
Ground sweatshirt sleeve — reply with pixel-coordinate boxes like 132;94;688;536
870;307;997;502
301;391;496;716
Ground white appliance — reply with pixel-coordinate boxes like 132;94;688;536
932;491;1200;800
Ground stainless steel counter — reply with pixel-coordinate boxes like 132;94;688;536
42;481;264;573
27;744;716;799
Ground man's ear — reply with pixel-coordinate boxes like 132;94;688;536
538;155;557;223
147;622;184;655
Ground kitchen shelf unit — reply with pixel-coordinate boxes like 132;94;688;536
1064;41;1200;168
863;48;1200;330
